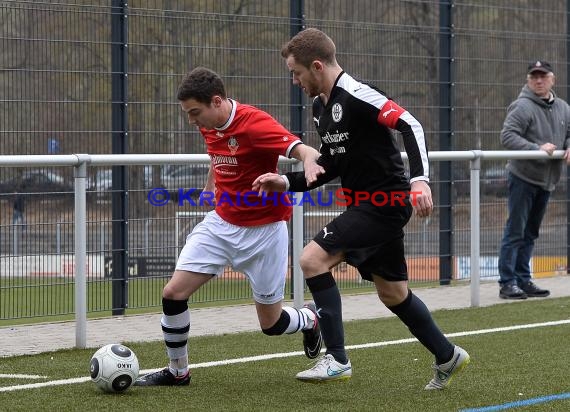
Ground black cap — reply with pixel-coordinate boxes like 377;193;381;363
527;60;553;74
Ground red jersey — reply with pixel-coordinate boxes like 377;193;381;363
200;99;302;226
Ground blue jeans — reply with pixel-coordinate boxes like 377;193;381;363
12;210;25;225
498;172;550;286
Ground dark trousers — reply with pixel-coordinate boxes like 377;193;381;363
498;172;550;286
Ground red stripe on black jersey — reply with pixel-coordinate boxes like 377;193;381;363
377;101;406;129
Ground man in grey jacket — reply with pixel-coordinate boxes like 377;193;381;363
498;60;570;299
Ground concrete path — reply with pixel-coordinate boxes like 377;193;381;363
1;276;568;357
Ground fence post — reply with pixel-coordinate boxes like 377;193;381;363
111;0;129;315
74;155;89;348
469;151;481;307
289;0;305;306
56;221;61;255
438;0;454;285
289;0;305;140
144;219;150;255
100;223;105;256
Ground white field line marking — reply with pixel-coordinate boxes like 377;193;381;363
0;374;48;379
0;377;88;392
1;318;569;393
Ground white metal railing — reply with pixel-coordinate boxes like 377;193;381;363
0;150;566;348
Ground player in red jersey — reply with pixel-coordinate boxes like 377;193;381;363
200;99;302;226
135;67;325;387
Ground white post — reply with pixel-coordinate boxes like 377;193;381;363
292;161;305;308
74;155;89;348
470;152;481;307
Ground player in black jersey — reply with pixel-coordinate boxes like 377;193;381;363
253;28;469;389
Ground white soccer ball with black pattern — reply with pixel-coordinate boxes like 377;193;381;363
90;344;139;393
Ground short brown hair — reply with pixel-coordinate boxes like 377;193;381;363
280;28;336;68
176;67;226;103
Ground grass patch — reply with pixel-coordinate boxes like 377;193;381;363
1;297;569;411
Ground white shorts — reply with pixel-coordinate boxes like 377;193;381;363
175;210;289;305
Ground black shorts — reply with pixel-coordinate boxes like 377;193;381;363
312;202;412;282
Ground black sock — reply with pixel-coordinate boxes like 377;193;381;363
306;272;348;364
388;290;454;364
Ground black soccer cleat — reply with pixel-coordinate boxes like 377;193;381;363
134;367;191;387
302;302;323;359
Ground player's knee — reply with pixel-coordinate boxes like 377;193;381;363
378;284;410;307
377;290;399;306
261;310;289;336
162;280;193;301
162;284;178;300
299;251;320;274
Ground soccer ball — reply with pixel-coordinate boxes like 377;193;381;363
90;344;139;393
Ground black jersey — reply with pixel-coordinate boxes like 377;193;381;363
287;71;429;194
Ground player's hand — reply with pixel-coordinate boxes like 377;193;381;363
290;145;325;186
252;173;287;194
303;157;325;186
410;180;433;218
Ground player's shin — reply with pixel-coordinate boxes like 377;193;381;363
161;297;191;376
306;272;348;364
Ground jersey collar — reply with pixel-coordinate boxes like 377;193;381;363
323;71;345;107
216;98;237;131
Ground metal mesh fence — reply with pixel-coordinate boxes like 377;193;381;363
0;0;568;321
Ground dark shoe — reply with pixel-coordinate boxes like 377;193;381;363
302;302;323;359
499;283;527;300
520;281;550;298
134;367;190;386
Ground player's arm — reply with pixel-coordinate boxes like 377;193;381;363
378;100;432;217
289;143;325;185
202;163;216;206
284;153;338;191
204;163;215;193
378;100;429;183
247;108;330;190
253;154;338;193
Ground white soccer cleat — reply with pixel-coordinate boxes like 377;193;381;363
296;354;352;383
424;345;470;390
